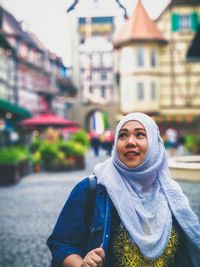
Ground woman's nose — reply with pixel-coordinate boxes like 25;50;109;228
127;135;136;146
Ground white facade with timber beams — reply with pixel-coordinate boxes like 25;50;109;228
114;0;200;133
156;0;200;114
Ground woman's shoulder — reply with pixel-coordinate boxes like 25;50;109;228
69;177;90;197
69;176;104;196
65;176;106;213
75;177;90;189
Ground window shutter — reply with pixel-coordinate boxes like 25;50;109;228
171;13;179;32
191;12;198;31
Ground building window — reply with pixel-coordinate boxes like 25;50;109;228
179;14;191;31
102;52;112;67
151;82;156;100
171;13;198;32
150;48;157;67
101;86;106;98
92;54;101;67
101;72;107;80
80;54;90;68
137;83;144;100
93;72;99;81
89;85;93;93
136;48;144;67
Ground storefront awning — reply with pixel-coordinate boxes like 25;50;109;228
0;99;32;119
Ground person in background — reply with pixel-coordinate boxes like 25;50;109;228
47;112;200;267
101;129;114;156
88;130;101;157
165;128;178;156
177;130;187;156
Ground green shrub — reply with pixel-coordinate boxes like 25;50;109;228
185;135;200;154
16;145;31;161
39;141;59;163
30;137;43;153
29;131;88;171
70;130;89;148
0;147;28;165
31;151;42;164
59;140;86;156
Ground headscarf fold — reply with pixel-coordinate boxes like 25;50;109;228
94;112;200;265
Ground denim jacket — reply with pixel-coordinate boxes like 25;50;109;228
47;177;110;267
47;177;193;267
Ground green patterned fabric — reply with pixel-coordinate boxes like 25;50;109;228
113;225;180;267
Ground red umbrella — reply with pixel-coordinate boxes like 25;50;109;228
19;113;79;128
61;126;81;133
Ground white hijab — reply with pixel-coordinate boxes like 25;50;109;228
94;112;200;265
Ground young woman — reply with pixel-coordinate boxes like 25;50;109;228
47;112;200;267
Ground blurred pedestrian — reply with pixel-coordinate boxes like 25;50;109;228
101;129;114;156
47;112;200;267
88;130;101;157
165;128;178;156
177;130;187;156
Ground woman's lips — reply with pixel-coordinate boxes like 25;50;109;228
124;151;139;158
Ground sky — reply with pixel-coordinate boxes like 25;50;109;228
1;0;170;66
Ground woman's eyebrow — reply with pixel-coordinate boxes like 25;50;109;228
120;127;145;132
119;129;128;132
135;128;145;131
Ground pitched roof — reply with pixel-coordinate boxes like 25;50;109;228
156;0;200;25
113;0;166;48
0;6;41;51
186;28;200;61
169;0;200;6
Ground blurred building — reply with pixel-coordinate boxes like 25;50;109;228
114;0;167;116
114;0;200;134
0;6;77;119
66;0;126;132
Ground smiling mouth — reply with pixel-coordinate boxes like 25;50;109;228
124;151;140;157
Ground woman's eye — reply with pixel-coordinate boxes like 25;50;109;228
137;132;146;137
118;132;127;139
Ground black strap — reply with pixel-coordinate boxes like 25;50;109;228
84;174;97;226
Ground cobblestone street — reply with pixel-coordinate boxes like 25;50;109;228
0;150;200;267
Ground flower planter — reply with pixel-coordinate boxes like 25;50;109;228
19;160;30;177
0;163;21;184
74;155;85;170
33;163;42;173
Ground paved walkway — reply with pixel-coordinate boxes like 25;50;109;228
0;150;199;267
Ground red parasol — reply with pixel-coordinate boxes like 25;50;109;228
61;126;81;133
19;113;79;128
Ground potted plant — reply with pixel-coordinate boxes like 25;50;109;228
17;146;31;177
31;151;42;172
0;147;22;184
28;129;89;172
59;140;87;170
39;141;59;171
70;130;90;148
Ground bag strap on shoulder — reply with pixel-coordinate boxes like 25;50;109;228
84;174;97;226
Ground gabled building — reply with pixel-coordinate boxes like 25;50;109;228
0;6;31;122
0;6;77;117
114;0;167;115
156;0;200;131
66;0;126;131
114;0;200;133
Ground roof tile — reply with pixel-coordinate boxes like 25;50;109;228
114;0;166;47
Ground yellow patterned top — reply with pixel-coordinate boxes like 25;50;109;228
113;225;180;267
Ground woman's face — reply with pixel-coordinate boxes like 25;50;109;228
116;120;148;168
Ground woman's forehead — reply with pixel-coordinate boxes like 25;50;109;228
120;120;145;130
